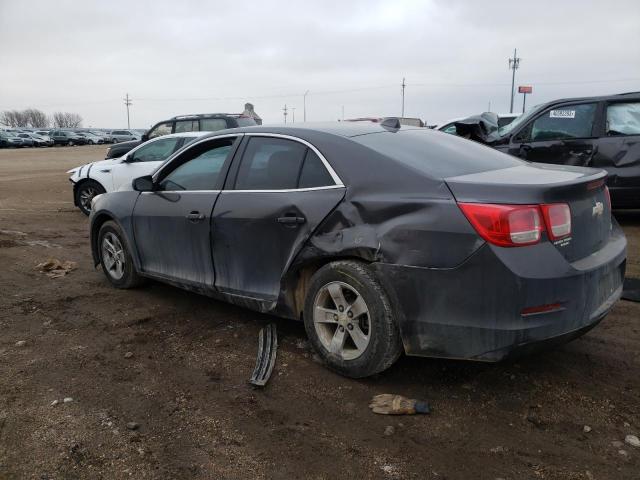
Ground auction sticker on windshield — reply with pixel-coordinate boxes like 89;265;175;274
549;110;576;119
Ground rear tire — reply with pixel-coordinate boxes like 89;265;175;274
97;221;144;289
75;180;105;216
303;260;402;378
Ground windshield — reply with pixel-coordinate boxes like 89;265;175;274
497;105;541;136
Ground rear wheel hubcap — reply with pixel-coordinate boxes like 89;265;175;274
313;281;371;360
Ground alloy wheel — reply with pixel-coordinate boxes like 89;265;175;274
313;281;371;360
79;186;97;212
101;232;125;280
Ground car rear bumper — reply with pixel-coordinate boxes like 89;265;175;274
374;223;627;361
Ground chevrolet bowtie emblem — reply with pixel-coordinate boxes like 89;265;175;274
592;201;604;217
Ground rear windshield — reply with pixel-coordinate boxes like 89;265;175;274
352;129;523;178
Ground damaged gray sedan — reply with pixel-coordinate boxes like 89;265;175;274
89;122;626;378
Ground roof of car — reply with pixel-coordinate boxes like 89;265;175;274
200;121;414;139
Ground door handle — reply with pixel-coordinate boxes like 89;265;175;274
186;211;205;222
569;150;592;156
277;215;306;225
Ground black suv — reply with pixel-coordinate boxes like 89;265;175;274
481;92;640;208
50;130;89;146
105;113;257;159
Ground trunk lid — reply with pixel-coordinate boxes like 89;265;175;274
445;163;611;262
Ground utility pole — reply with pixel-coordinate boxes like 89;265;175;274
488;101;491;112
291;107;296;123
341;105;344;121
283;104;288;123
303;90;309;122
124;93;132;129
508;49;521;114
401;77;406;117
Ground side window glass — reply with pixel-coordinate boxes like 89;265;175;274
174;120;197;133
132;138;180;162
159;138;235;191
235;137;306;190
147;122;172;139
200;118;228;131
529;103;597;142
441;124;458;135
298;150;335;188
606;102;640;136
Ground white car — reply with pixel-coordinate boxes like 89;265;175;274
68;132;206;215
110;129;140;143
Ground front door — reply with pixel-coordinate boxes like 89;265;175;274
212;135;345;302
508;102;599;167
132;136;239;287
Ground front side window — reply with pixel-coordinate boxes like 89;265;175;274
235;137;307;190
440;123;458;135
606;102;640;136
527;103;597;142
159;138;235;191
200;118;228;131
131;137;181;162
147;122;172;139
174;120;198;133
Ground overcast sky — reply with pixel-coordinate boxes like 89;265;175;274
1;0;639;128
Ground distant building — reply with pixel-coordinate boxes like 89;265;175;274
242;103;262;125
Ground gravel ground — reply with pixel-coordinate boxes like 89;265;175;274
0;145;639;479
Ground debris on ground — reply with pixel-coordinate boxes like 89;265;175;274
15;340;26;347
35;258;77;278
124;351;134;359
249;323;277;388
583;425;592;433
369;394;431;415
383;425;395;436
50;400;59;407
63;397;73;403
126;422;140;431
625;434;640;447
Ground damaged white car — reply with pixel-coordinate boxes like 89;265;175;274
68;132;207;215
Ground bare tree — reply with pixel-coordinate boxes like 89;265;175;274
24;108;50;128
52;112;83;128
1;110;29;127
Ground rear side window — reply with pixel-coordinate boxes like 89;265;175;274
299;150;334;188
606;102;640;136
352;129;522;179
528;103;597;141
174;120;198;133
200;118;228;131
235;137;307;190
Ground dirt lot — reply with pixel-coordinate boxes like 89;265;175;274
0;145;639;480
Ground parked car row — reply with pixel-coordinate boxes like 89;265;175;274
0;128;141;148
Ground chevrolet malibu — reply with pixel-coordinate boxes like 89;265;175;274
89;123;626;378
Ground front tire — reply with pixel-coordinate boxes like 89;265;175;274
98;221;144;289
75;180;105;216
303;260;402;378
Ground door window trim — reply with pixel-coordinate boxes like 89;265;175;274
151;132;345;193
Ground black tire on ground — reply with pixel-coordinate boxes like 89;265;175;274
97;220;145;289
75;180;105;216
303;260;403;378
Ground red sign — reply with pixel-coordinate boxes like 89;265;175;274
518;85;533;94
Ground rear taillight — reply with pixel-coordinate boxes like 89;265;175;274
458;203;543;247
459;202;572;247
540;203;571;240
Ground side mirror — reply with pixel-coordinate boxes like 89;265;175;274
141;133;149;142
132;175;154;192
122;153;135;163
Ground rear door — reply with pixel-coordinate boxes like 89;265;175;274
507;102;599;167
211;134;345;302
132;135;240;288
